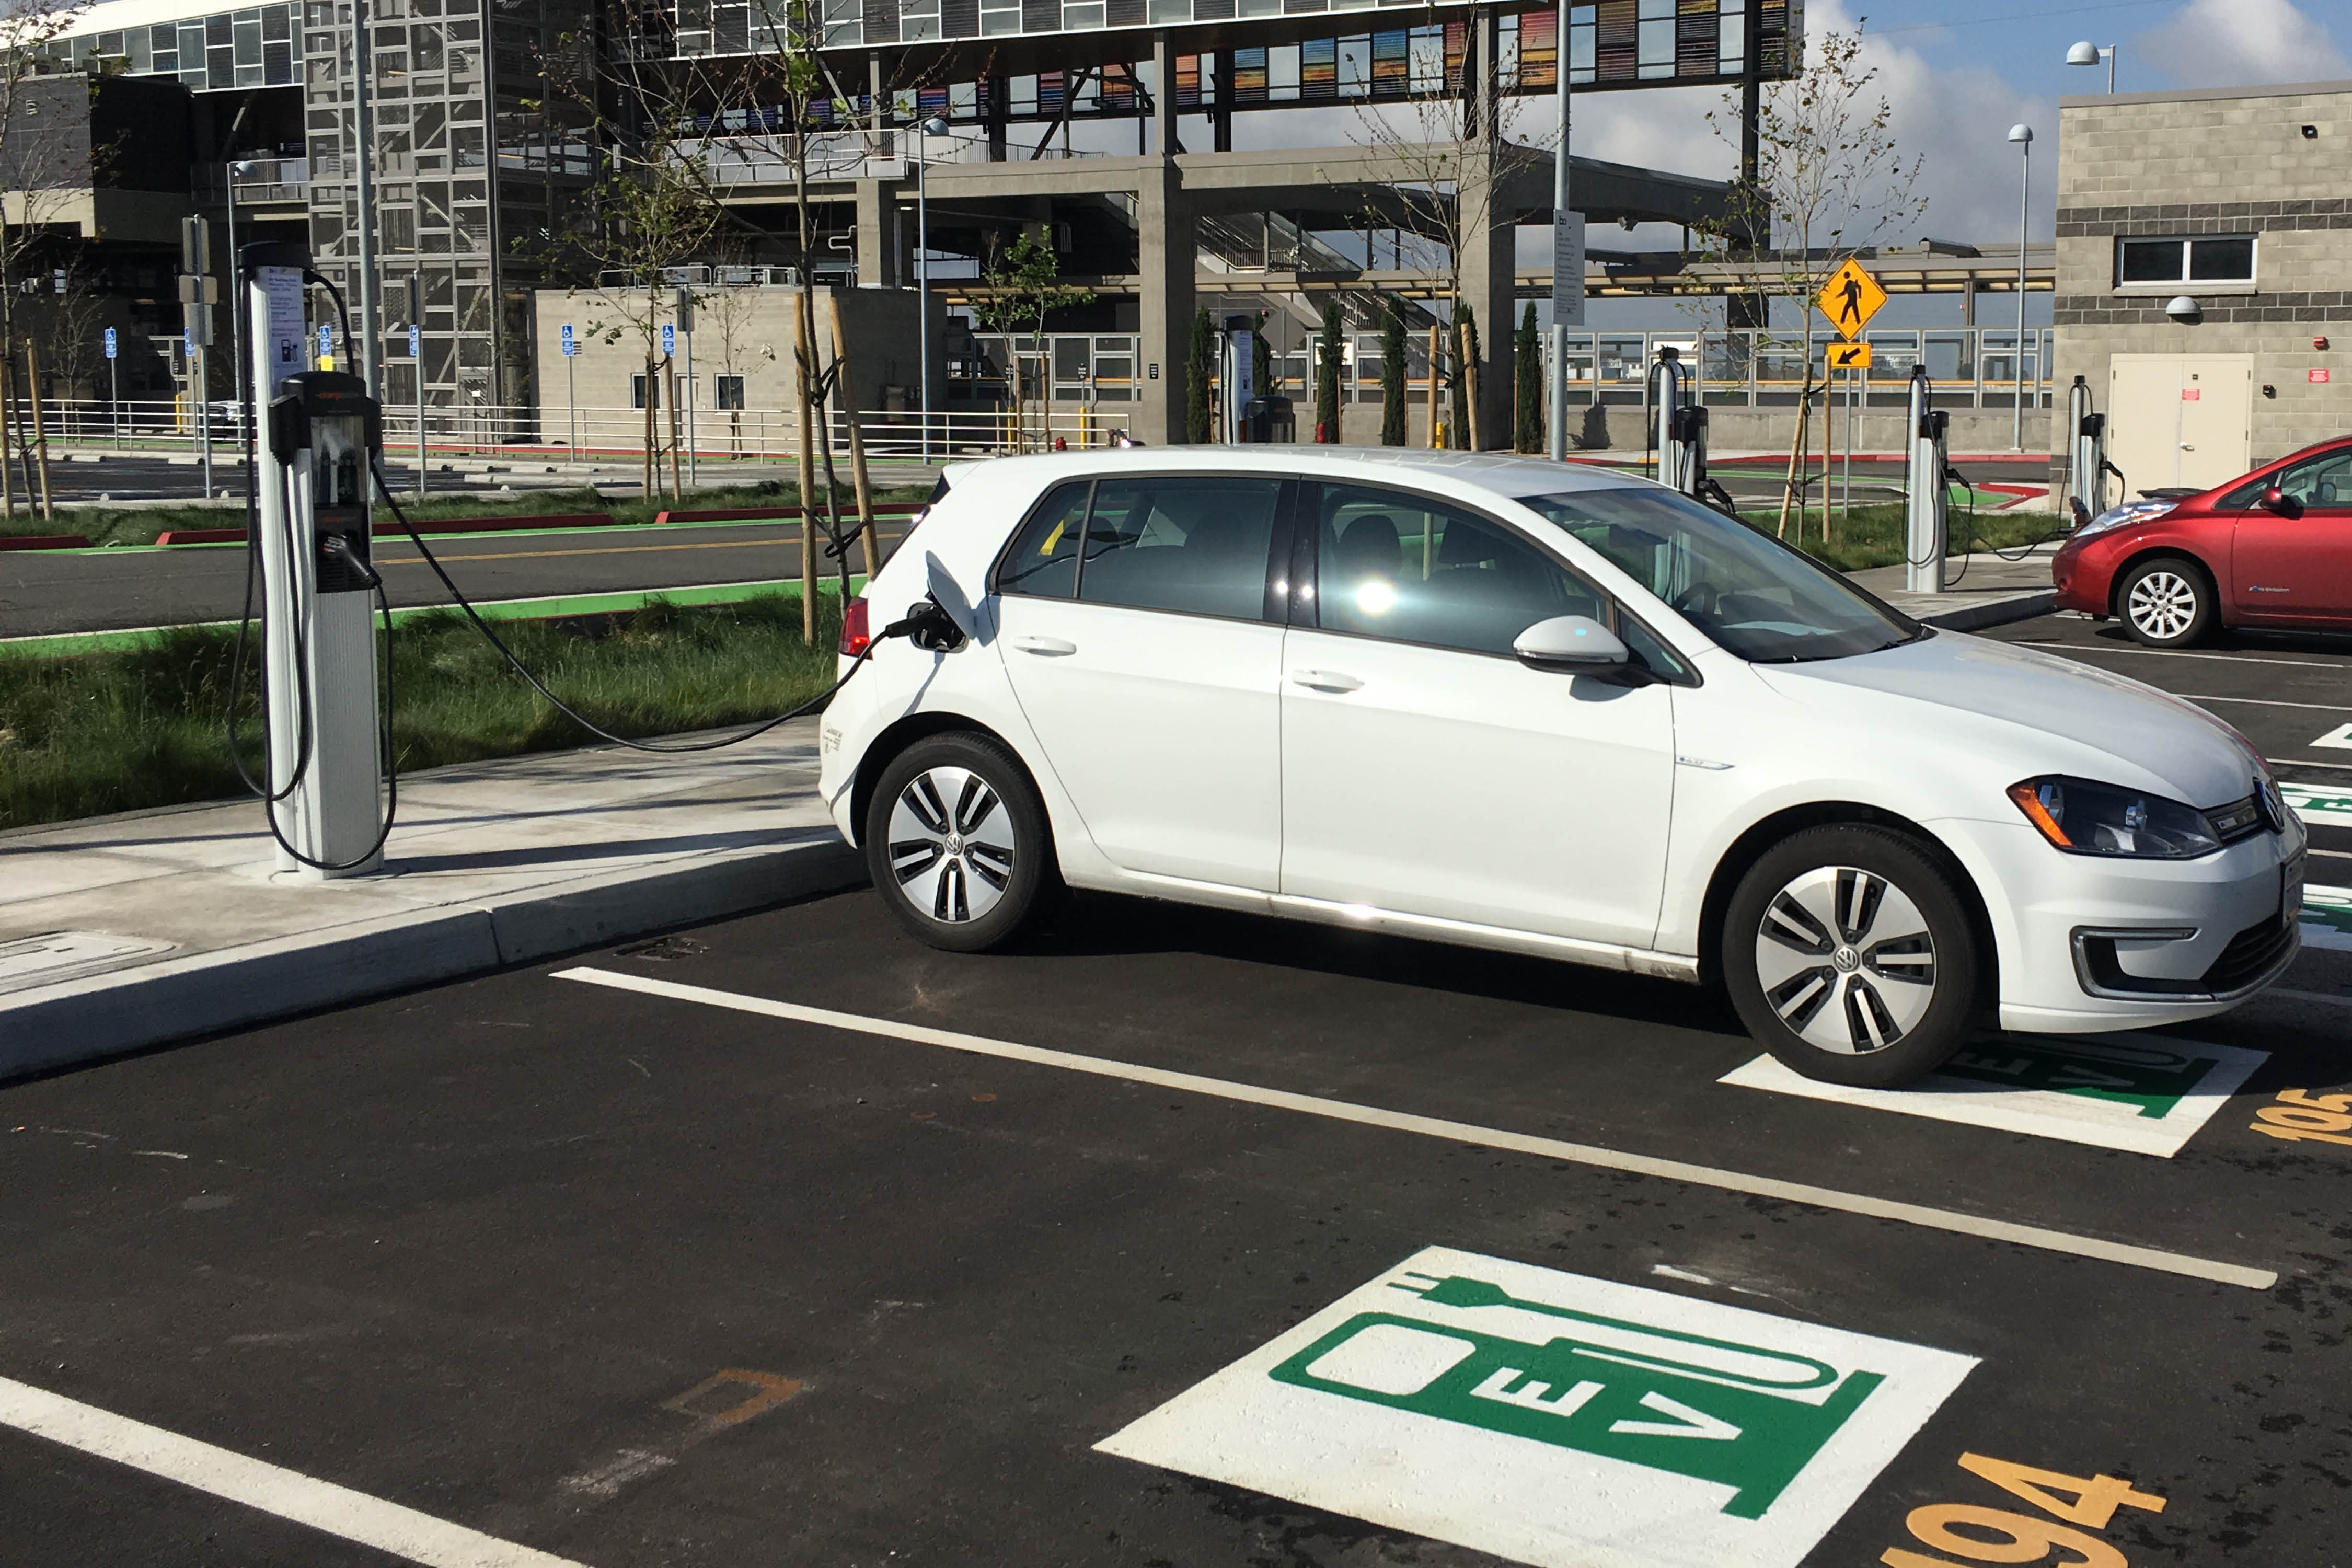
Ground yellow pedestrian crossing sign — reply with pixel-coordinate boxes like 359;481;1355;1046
1816;259;1886;341
1827;341;1873;370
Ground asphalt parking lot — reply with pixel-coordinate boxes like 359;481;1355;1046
5;609;2350;1568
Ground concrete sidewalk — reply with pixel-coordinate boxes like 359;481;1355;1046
1852;544;2059;631
0;721;861;1081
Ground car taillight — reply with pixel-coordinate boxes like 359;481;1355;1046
839;596;871;657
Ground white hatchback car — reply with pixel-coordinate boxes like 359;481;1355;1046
817;449;2304;1086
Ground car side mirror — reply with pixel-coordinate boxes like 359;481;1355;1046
2262;485;2302;517
1514;614;1631;674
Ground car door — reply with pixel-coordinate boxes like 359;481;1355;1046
1277;481;1680;951
2232;447;2352;622
993;471;1292;891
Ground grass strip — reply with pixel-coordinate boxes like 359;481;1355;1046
0;593;848;832
1739;502;2065;574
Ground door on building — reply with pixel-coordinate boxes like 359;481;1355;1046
2231;445;2352;623
2106;354;2252;495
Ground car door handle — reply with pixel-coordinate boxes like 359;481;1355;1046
1011;635;1077;656
1291;668;1365;693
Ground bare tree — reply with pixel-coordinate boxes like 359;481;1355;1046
0;2;96;516
1705;29;1926;537
971;229;1094;452
1343;9;1545;451
533;0;732;501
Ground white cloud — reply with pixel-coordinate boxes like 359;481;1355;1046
2136;0;2350;89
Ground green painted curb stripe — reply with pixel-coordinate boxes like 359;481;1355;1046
0;577;862;660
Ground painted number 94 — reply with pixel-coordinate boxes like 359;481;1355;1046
1882;1453;2165;1568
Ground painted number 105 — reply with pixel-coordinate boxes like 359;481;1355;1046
2249;1088;2352;1147
1881;1453;2166;1567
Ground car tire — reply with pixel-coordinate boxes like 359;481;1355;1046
1722;826;1982;1088
2115;556;2215;647
864;731;1056;953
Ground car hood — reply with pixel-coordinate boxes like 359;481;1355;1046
1755;631;2262;808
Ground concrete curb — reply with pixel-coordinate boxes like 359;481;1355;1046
1913;591;2059;632
0;837;864;1083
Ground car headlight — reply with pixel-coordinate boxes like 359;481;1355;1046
2007;775;2222;858
2070;499;2177;540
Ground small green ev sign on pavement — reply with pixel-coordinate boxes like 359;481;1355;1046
1098;1248;1975;1568
1722;1031;2267;1157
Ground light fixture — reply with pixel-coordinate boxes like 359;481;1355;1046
2007;124;2033;146
2164;295;2200;322
921;115;950;137
2067;40;2116;91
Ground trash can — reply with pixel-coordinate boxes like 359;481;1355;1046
1244;395;1296;444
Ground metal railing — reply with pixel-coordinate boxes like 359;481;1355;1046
18;396;1130;466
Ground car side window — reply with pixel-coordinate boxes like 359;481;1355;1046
1312;483;1605;656
997;481;1092;598
1076;477;1285;620
2275;451;2352;511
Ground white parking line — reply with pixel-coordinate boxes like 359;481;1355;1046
2012;641;2347;671
0;1375;586;1568
2177;694;2352;712
553;966;2278;1292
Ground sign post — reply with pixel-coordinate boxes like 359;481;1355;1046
560;323;577;464
1814;261;1885;529
102;327;118;449
1547;49;1581;462
408;272;425;497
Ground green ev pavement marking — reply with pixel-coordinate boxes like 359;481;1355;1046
1934;1039;2215;1119
1270;1272;1874;1521
1720;1032;2268;1157
2281;783;2352;827
1098;1247;1975;1568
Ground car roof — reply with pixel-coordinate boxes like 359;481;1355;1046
939;446;1648;503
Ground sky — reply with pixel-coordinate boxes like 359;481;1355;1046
1080;0;2350;329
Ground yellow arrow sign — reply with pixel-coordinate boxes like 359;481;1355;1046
1826;341;1873;370
1816;258;1887;341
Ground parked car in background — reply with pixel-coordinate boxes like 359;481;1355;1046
822;450;2303;1089
2054;436;2352;645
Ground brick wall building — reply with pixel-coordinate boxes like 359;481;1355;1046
2051;79;2349;504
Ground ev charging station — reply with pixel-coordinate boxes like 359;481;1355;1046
2067;375;2110;526
244;240;391;878
1219;315;1255;444
1650;346;1732;513
1904;364;1951;594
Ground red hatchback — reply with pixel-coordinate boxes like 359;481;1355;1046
2053;435;2352;646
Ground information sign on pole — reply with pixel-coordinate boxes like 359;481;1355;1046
1815;259;1887;341
103;327;117;359
1826;342;1873;370
560;322;576;357
317;324;333;367
661;322;675;356
409;324;421;358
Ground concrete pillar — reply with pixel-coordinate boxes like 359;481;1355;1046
1458;147;1516;450
1137;163;1193;445
1211;49;1233;153
1152;32;1175;157
987;76;1008;162
854;179;897;289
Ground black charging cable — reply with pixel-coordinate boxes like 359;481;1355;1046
369;458;956;755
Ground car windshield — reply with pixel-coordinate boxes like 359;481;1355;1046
1518;487;1923;663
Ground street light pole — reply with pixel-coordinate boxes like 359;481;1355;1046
1547;31;1576;460
226;159;256;498
916;116;949;464
352;0;383;400
2008;124;2032;452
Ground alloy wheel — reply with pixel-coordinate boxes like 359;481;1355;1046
1751;866;1939;1055
2126;570;2199;641
887;766;1018;923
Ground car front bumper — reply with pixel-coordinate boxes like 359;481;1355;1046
1934;815;2304;1034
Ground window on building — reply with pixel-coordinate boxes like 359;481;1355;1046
716;374;745;410
2116;235;2256;287
631;374;661;409
982;0;1022;36
900;0;941;42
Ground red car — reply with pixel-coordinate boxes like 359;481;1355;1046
2053;435;2352;646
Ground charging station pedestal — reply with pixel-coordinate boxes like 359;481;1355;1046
2067;375;2106;527
1904;365;1950;595
244;241;386;878
1219;315;1256;445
